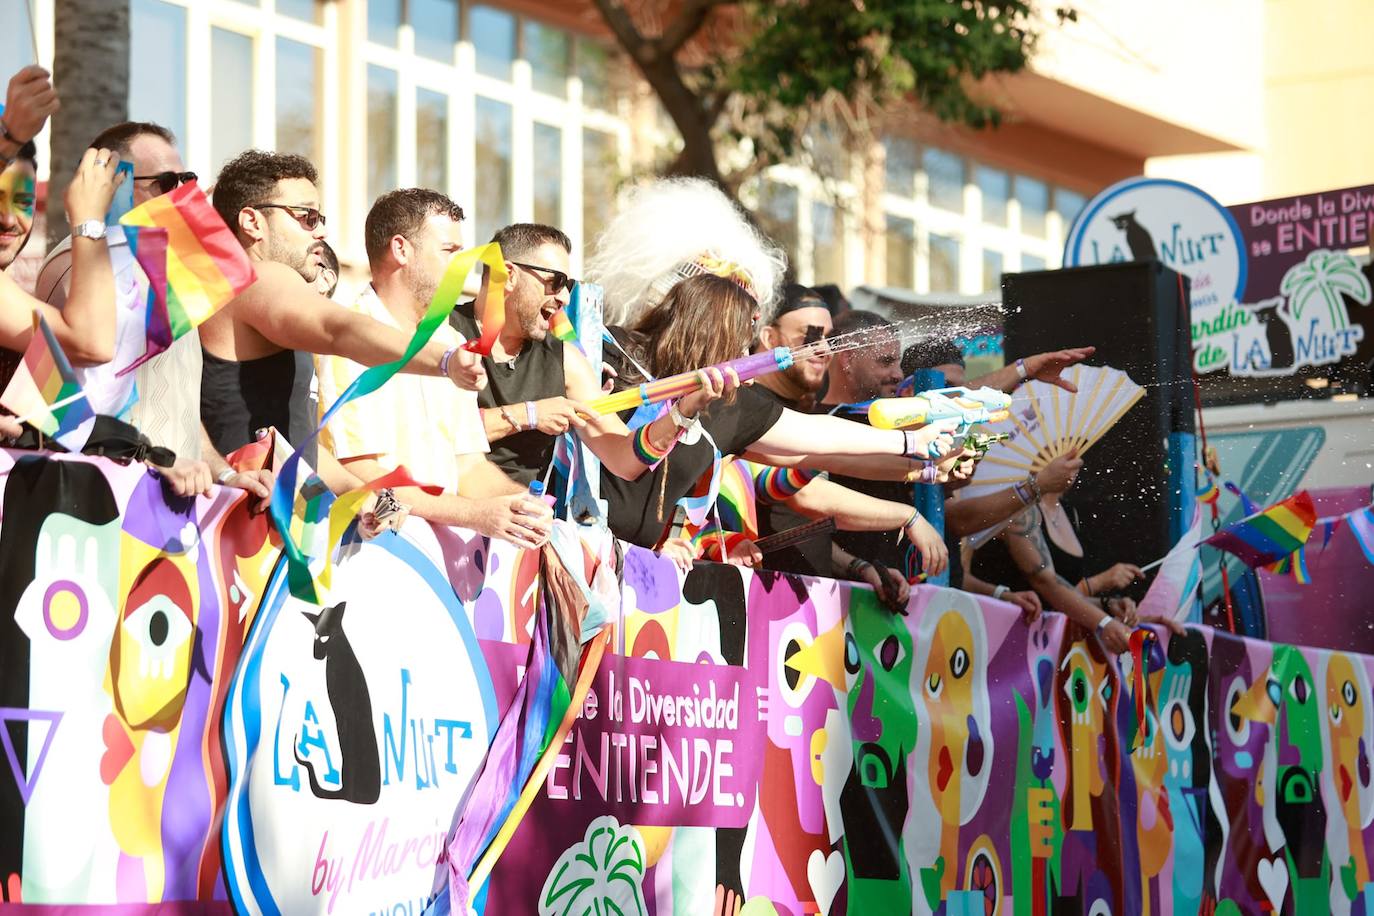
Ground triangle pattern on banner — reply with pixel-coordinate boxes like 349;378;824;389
0;708;61;805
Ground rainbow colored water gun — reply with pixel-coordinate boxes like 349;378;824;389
867;386;1012;438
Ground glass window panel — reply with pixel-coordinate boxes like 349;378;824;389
0;1;37;70
276;0;321;23
756;182;800;271
582;129;617;248
130;0;187;144
470;5;516;81
524;20;570;98
412;0;459;62
532;122;562;227
417;89;448;191
276;38;321;166
1056;187;1088;229
812;202;844;285
367;65;398;205
982;249;1004;291
475;97;513;244
1022;253;1047;272
368;0;401;47
885;137;917;198
924;148;964;213
929;234;961;293
976;165;1009;227
578;40;613;111
1018;176;1048;238
885;215;914;289
211;29;254;173
807;123;848;180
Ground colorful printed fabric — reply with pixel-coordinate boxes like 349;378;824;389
680;457;821;551
0;312;95;451
1137;503;1203;621
117;180;256;373
1203;489;1317;568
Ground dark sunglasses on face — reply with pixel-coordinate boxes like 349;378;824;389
133;170;197;194
512;261;576;294
252;203;327;230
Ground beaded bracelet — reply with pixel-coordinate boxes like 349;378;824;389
632;423;680;466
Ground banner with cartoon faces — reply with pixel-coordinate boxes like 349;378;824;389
3;451;1374;915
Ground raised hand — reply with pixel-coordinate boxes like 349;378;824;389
65;147;124;225
1024;346;1096;392
3;66;59;145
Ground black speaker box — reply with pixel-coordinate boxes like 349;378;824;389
1001;260;1195;583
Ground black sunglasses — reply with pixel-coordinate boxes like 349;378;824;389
132;170;197;194
252;203;327;231
512;261;576;294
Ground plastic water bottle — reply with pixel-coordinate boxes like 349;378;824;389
527;479;556;508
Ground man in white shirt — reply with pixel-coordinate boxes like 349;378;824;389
316;189;551;549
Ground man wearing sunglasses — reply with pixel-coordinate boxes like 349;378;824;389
32;121;268;501
451;221;737;487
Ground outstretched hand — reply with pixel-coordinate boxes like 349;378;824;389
1024;346;1096;392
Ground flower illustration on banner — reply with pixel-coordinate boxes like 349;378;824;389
539;815;648;916
1280;250;1371;330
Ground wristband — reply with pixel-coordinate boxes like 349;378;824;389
992;584;1010;600
1013;480;1031;506
1095;614;1113;634
0;118;17;145
632;422;681;466
903;429;947;460
525;400;538;430
439;346;459;377
901;509;918;532
1016;357;1028;380
846;557;873;579
1078;577;1093;596
498;404;520;431
216;468;237;485
1023;473;1042;503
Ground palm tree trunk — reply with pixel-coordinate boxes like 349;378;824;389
46;0;130;248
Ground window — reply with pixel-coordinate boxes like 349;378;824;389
885;216;915;289
417;89;449;191
1022;253;1047;272
578;39;614;111
277;0;322;23
976;165;1009;227
982;249;1004;292
368;0;402;47
757;182;799;270
1018;177;1048;238
130;0;187;144
885;137;917;197
1;1;36;71
412;0;459;63
367;66;399;205
211;29;254;173
807;123;848;181
930;234;961;293
475;97;513;243
533;123;562;226
524;20;570;98
470;6;517;81
276;38;321;166
812;202;844;285
924;148;964;213
582;129;617;248
1057;187;1088;229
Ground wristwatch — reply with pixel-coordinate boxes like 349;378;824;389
668;401;702;443
73;220;106;241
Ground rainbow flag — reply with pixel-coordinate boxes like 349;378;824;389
1198;472;1220;505
0;312;95;451
549;306;576;344
118;180;256;374
1266;546;1311;584
1203;489;1317;568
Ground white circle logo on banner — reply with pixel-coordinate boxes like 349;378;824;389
1063;177;1248;311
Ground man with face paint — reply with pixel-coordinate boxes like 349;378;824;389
0;142;37;272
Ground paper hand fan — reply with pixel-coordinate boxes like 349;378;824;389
960;364;1145;546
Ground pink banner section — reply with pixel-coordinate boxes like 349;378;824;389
1;450;1372;915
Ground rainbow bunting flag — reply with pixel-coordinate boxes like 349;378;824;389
0;312;96;451
117;180;256;374
1266;546;1311;584
1203;489;1317;568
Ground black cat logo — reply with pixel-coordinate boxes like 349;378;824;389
1110;210;1158;261
295;601;382;804
1251;301;1294;370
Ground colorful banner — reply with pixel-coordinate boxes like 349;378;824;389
3;450;1374;914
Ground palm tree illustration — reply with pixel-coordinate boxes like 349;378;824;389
1280;250;1371;330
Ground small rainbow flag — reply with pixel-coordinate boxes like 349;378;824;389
1198;472;1220;505
549;307;576;344
0;312;95;451
1266;546;1311;584
118;180;256;374
1203;489;1317;568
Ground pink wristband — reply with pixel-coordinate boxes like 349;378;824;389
525;401;538;429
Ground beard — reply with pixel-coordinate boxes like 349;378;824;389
269;235;322;283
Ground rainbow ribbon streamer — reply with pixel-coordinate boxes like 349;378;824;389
117;180;256;374
1127;628;1157;753
269;243;507;603
1266;546;1311;584
0;312;96;451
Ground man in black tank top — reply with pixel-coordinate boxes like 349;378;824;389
450;222;732;487
197;150;485;483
